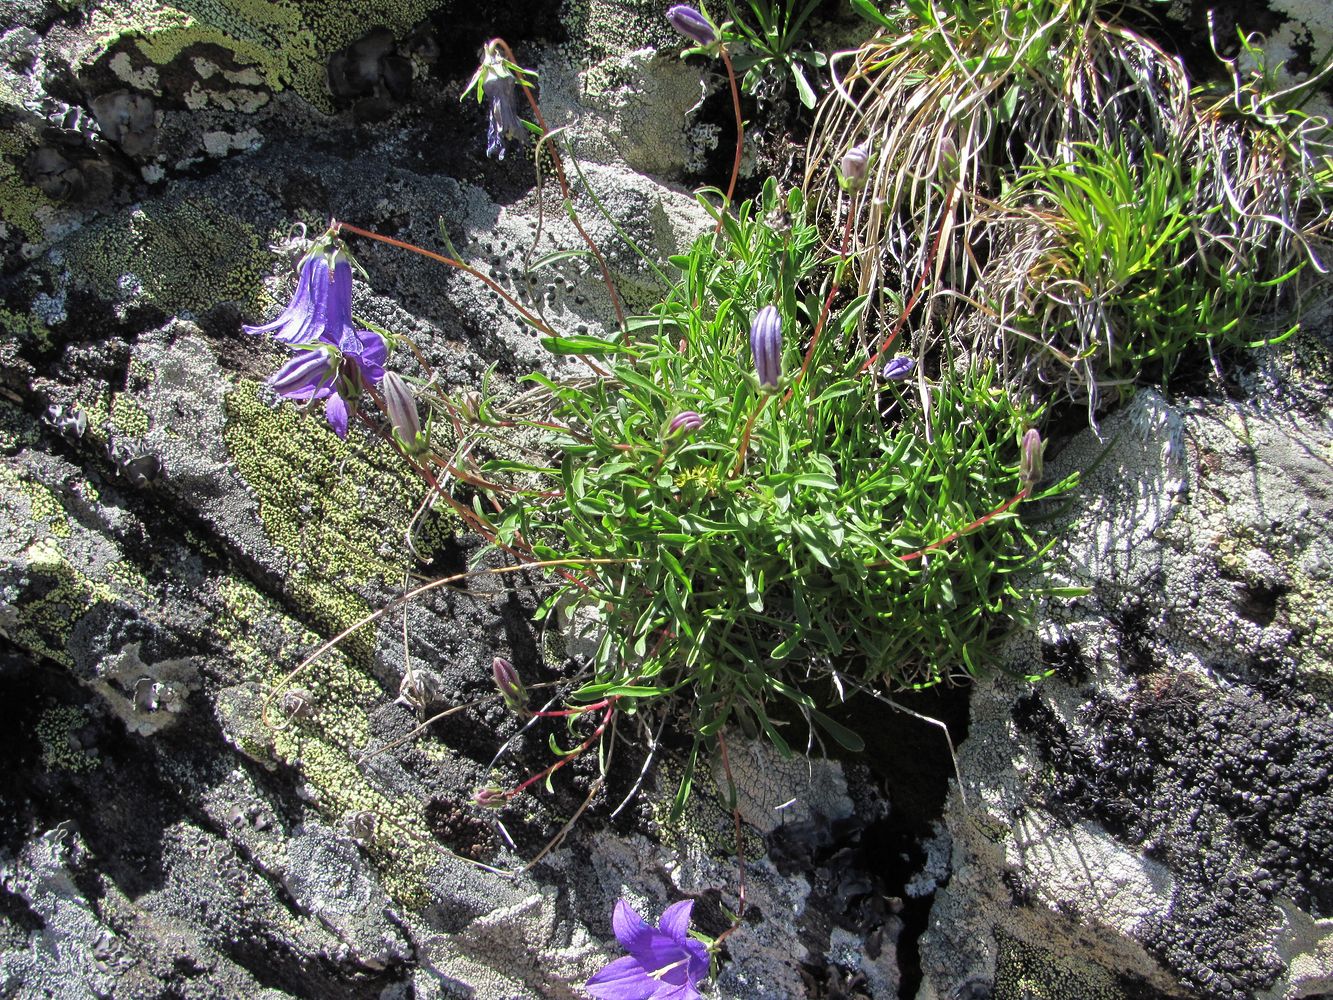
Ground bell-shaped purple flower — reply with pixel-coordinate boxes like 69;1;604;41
484;71;526;161
269;345;339;398
586;899;709;1000
749;305;783;390
245;248;359;348
667;5;717;47
881;356;914;382
381;370;426;454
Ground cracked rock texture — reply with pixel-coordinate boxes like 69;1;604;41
3;0;1333;999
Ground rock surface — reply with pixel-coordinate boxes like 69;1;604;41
2;1;1332;999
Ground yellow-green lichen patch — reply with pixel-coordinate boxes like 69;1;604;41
36;705;101;773
8;538;115;667
65;197;267;317
110;392;151;438
994;934;1127;1000
211;573;441;906
1;465;71;539
82;0;450;111
221;378;454;659
0;119;55;244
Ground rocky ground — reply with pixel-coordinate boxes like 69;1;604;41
2;1;1333;998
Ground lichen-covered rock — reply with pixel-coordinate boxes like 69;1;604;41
918;382;1333;1000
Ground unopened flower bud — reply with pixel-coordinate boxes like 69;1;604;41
381;371;426;455
666;5;716;47
1020;428;1044;487
281;688;317;721
881;356;914;382
460;390;483;423
749;305;783;390
840;142;870;190
668;411;703;437
473;786;508;810
492;656;526;713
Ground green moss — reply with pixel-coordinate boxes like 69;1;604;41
994;934;1127;1000
65;197;267;317
36;705;100;773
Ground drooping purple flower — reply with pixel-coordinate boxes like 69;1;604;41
667;411;703;437
245;248;359;348
881;356;914;382
268;345;339;398
666;5;716;47
749;305;783;390
473;786;508;810
268;330;388;439
484;70;526;161
586;899;709;1000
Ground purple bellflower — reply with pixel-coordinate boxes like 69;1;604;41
245;248;361;348
749;305;783;391
267;330;387;439
666;6;717;47
248;239;389;438
881;356;914;382
483;69;525;160
586;899;709;1000
491;656;527;714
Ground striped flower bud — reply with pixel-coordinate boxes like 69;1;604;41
492;656;526;714
749;305;783;391
381;371;426;455
668;411;703;437
1020;428;1044;487
881;356;914;382
473;786;508;810
666;5;716;47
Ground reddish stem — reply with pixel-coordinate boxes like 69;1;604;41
717;46;745;237
859;184;959;375
872;487;1029;568
491;38;626;339
787;193;857;401
507;704;615;798
729;394;769;478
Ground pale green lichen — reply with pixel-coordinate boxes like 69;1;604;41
36;705;100;773
86;0;451;110
65;197;267;317
222;378;454;659
8;538;116;667
212;572;439;905
0;119;54;244
2;466;71;539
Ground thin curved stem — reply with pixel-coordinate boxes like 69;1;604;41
718;46;745;236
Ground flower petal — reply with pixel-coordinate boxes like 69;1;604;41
325;393;349;438
611;900;655;953
585;955;656;1000
657;900;693;944
649;981;703;1000
682;938;709;983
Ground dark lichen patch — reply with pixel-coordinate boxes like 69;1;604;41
1042;635;1088;685
1014;673;1333;998
424;795;499;861
993;934;1146;1000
